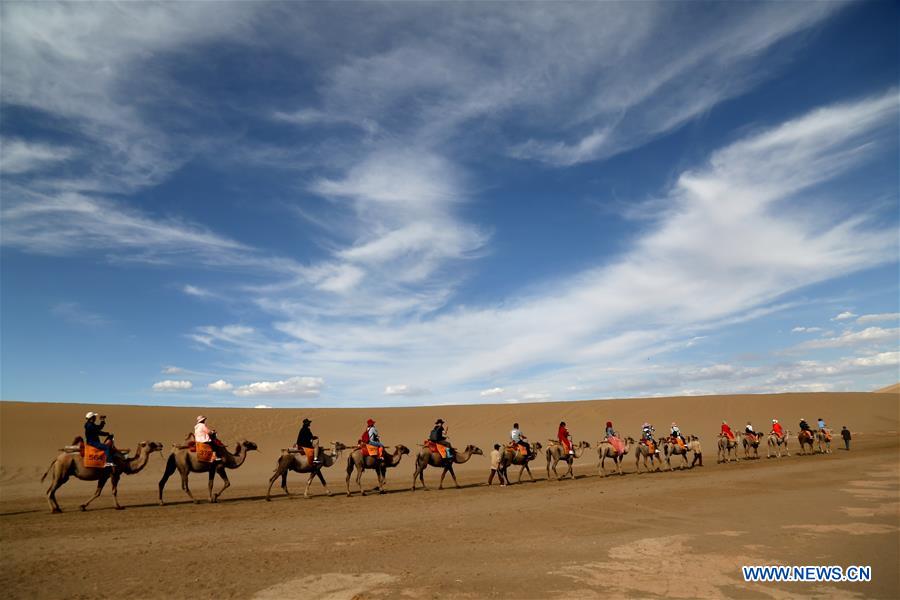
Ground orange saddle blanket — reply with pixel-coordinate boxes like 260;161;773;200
425;441;450;459
194;442;215;463
83;444;106;468
642;440;656;454
361;444;384;458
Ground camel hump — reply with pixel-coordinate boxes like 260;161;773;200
71;436;84;445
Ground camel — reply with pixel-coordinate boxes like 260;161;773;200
766;430;790;458
497;442;543;484
717;435;740;463
634;440;662;473
545;440;591;480
412;444;483;491
158;439;258;505
741;432;763;460
266;441;347;500
662;436;701;470
797;430;816;455
345;444;410;496
815;429;832;454
597;437;633;476
42;440;163;513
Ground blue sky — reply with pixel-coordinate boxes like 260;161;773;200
1;1;898;408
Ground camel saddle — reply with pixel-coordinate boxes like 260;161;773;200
359;443;384;459
641;439;656;454
424;440;451;459
194;442;215;463
800;430;813;442
505;442;530;457
745;432;760;443
671;436;686;450
83;444;106;468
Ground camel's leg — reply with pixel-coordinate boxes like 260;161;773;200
345;460;354;496
304;472;315;499
181;468;198;503
448;464;460;488
207;467;216;502
524;463;534;482
551;457;560;480
266;467;283;501
80;473;109;511
566;459;575;480
213;467;230;502
47;469;67;514
110;473;123;510
158;453;178;505
412;460;424;491
315;469;330;496
356;466;366;496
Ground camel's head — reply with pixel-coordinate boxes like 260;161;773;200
139;441;165;454
625;437;635;444
396;444;411;455
468;445;484;456
533;442;542;450
578;441;591;449
242;440;259;452
332;441;348;452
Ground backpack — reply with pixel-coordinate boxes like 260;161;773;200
429;426;443;443
360;428;370;443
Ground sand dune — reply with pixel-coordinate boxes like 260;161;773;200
2;392;898;599
875;382;900;394
2;392;897;498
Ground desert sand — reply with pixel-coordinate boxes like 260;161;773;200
1;391;898;599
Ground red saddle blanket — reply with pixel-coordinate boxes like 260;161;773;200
606;436;625;455
506;443;529;456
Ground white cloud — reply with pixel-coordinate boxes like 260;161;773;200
792;327;899;351
1;139;73;174
832;311;857;321
480;387;505;397
384;384;430;397
791;326;823;333
253;404;273;409
152;380;193;391
233;376;324;397
207;379;233;391
162;365;184;374
183;284;211;297
857;313;899;324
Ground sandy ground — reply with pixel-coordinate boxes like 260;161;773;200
1;393;898;598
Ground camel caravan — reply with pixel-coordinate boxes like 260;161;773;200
41;412;842;513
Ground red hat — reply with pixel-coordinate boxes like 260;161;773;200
606;421;612;428
366;419;375;426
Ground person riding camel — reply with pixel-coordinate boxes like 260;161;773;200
511;423;531;456
194;416;223;462
720;420;735;441
429;419;453;460
670;422;687;449
817;417;830;440
641;422;658;454
605;420;625;456
557;421;574;455
799;418;813;441
295;418;321;464
744;421;757;441
771;419;784;440
361;418;385;461
84;412;115;468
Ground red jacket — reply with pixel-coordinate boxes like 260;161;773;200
558;426;570;443
772;423;784;437
721;424;733;437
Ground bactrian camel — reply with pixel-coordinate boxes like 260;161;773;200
158;439;258;505
597;436;633;476
797;430;816;455
42;440;163;513
766;430;790;458
545;440;591;480
266;441;347;500
345;444;410;496
662;435;701;470
497;441;543;484
741;432;763;460
717;435;740;463
412;444;483;491
815;429;832;454
634;440;662;473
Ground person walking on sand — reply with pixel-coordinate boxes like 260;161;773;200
488;444;505;486
841;426;851;451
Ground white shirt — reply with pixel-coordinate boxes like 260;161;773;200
511;428;523;442
194;422;211;443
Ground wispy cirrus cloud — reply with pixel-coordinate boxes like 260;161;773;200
50;302;109;327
